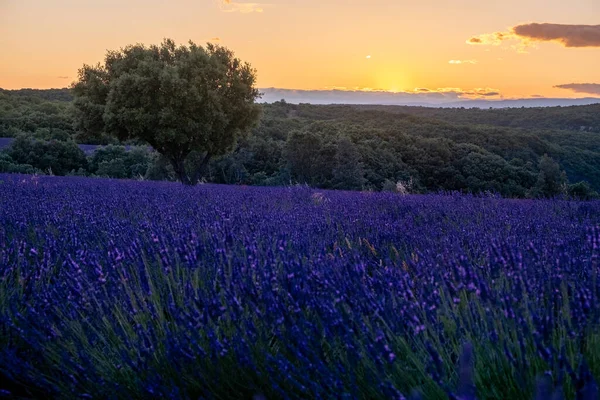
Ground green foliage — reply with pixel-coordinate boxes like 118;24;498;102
0;89;74;138
30;127;72;141
332;137;365;190
284;128;325;185
2;87;600;198
1;88;73;102
6;134;88;175
0;153;38;174
88;145;128;172
382;179;398;192
568;181;599;200
532;154;567;198
220;103;598;197
96;158;128;179
262;104;600;192
453;147;536;198
72;39;262;185
144;153;176;181
89;145;153;179
358;103;600;133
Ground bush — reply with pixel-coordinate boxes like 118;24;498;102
0;153;39;174
89;145;153;179
381;179;398;192
7;134;87;175
144;153;175;181
96;159;128;179
568;181;599;200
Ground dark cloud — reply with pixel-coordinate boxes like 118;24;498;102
462;90;499;97
555;83;600;95
468;23;600;49
514;23;600;47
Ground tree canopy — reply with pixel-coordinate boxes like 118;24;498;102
71;39;262;185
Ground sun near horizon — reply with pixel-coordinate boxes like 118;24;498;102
1;0;599;100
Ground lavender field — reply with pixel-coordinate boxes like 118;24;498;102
1;173;600;399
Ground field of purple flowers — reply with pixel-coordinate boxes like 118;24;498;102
1;173;600;399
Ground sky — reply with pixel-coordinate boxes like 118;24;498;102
1;0;599;102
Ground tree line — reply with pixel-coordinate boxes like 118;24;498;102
1;98;598;199
206;101;598;198
0;39;599;199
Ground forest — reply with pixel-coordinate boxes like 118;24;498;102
1;87;599;198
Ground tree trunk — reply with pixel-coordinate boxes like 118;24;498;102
171;158;191;185
190;151;212;185
170;152;211;186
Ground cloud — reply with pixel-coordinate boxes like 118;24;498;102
209;37;221;42
220;0;265;13
449;59;477;64
459;88;500;97
467;23;600;50
467;31;516;46
554;83;600;95
514;23;600;47
57;76;69;79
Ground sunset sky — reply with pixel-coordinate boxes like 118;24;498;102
1;0;599;101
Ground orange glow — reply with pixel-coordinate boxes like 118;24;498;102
0;0;599;99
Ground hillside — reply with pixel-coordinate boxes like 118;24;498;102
224;101;600;194
355;103;600;133
1;88;599;197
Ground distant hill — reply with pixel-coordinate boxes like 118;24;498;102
0;137;145;154
0;88;73;102
352;103;600;133
3;87;599;108
243;101;600;193
258;88;600;108
442;98;600;108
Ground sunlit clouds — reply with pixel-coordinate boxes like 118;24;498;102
416;87;499;98
449;60;477;65
466;30;529;53
219;0;265;13
467;31;515;46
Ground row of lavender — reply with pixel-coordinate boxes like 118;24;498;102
1;173;599;399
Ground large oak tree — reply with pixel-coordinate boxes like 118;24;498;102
72;39;261;185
